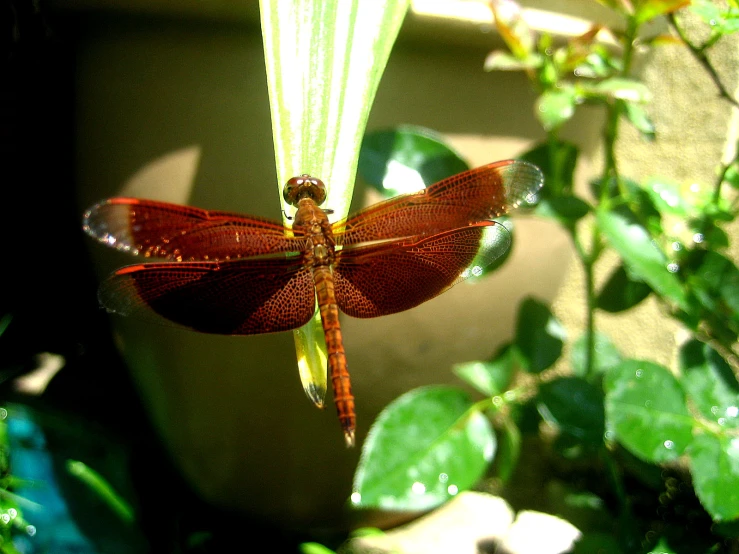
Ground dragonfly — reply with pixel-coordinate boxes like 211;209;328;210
83;160;543;447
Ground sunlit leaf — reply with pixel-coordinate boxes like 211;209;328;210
605;359;694;463
689;433;739;521
679;339;739;429
453;343;517;397
634;0;690;25
490;0;536;59
535;86;578;131
353;386;495;510
261;0;410;407
584;78;652;103
300;543;336;554
596;208;688;310
484;50;543;72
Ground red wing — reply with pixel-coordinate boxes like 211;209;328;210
98;257;316;335
334;221;510;318
83;197;305;261
333;160;542;245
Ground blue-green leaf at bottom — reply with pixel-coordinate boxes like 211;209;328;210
352;386;495;511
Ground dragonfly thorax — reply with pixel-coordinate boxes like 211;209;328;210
283;174;327;207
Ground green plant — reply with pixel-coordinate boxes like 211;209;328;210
351;0;739;550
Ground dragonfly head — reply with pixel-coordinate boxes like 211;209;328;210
283;174;327;207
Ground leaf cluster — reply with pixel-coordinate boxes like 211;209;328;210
350;0;739;551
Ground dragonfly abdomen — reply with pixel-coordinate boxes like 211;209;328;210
314;265;356;447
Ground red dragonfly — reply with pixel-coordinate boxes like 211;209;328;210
83;160;543;447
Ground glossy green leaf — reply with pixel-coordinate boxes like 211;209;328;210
514;297;566;374
453;343;516;397
261;0;409;412
520;140;579;196
536;195;591;226
353;386;495;510
357;126;469;197
596;208;688;310
571;331;623;377
604;360;694;463
623;102;656;141
679;339;739;429
689;433;739;521
535;86;578;131
596;264;652;312
538;377;605;445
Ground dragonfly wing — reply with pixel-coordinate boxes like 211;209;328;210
84;197;305;261
334;221;510;318
99;257;316;335
335;160;542;245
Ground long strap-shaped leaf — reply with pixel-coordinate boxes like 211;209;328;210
260;0;409;408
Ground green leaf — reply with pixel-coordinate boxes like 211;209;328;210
490;0;536;59
571;331;623;377
358;126;469;197
623;102;656;141
484;50;543;72
634;0;690;25
596;208;688;310
538;377;605;445
723;162;739;190
604;360;694;463
689;433;739;521
690;251;739;316
642;177;697;217
260;0;410;416
596;264;652;312
535;86;578;131
495;417;521;482
535;195;591;226
353;386;495;510
679;339;739;428
520;140;579;196
584;78;652;103
514;297;566;374
453;343;516;397
300;543;336;554
67;460;134;524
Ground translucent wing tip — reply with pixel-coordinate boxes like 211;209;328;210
82;199;138;254
503;160;544;209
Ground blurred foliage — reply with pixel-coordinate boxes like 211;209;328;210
352;0;739;552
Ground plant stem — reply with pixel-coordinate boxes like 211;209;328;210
668;13;739;110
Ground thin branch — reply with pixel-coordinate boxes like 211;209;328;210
668;13;739;110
